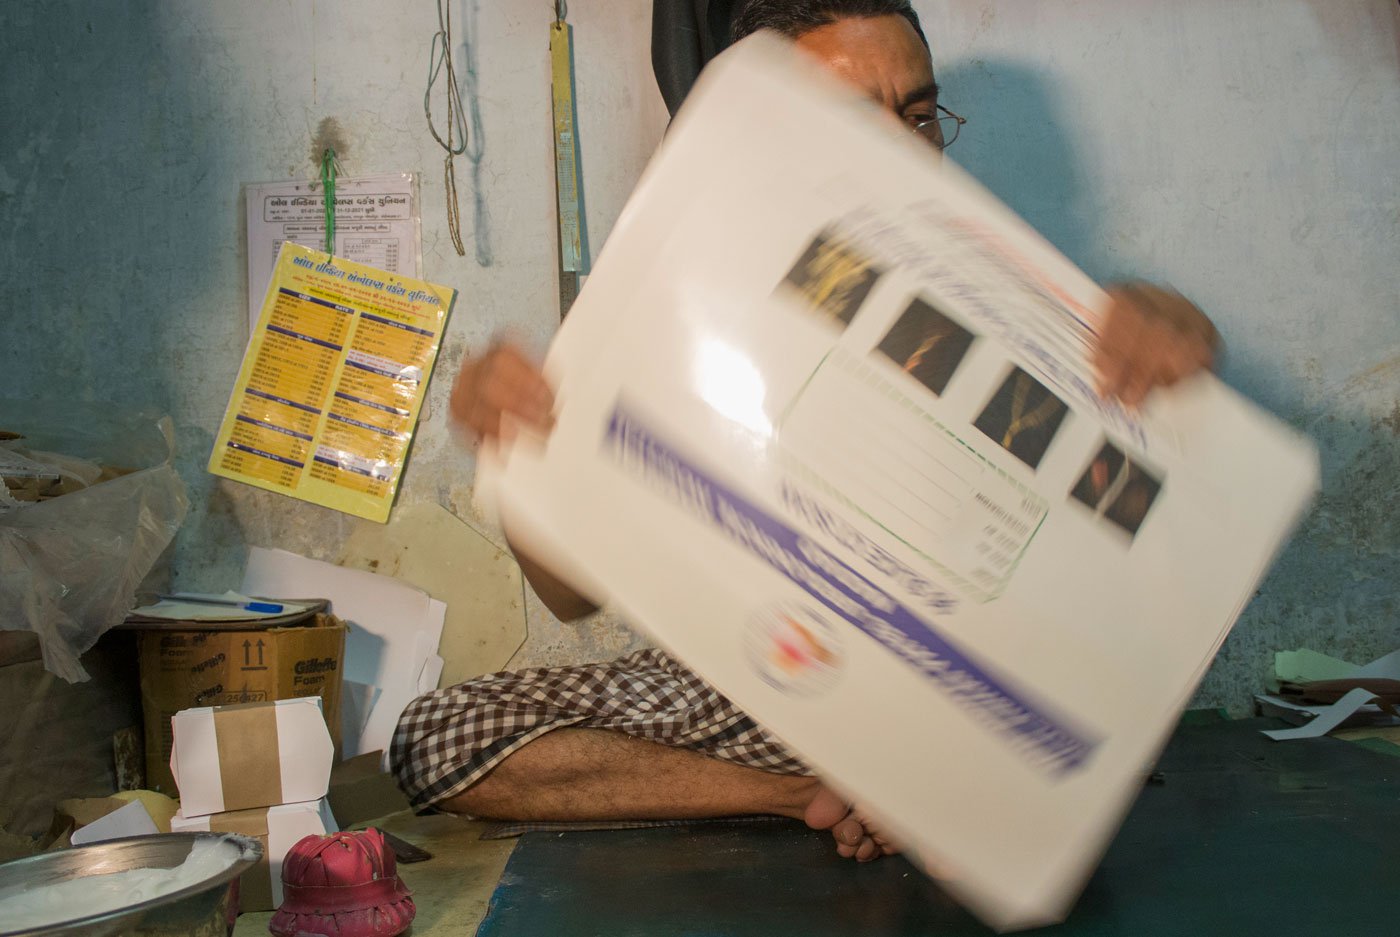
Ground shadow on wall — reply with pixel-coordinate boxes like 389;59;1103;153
937;58;1114;283
1202;357;1400;710
935;54;1399;710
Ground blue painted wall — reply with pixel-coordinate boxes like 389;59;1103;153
0;1;666;672
1;1;1395;708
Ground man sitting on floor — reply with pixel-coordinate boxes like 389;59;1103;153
391;0;1218;863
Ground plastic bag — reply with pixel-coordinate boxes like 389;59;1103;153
0;401;189;682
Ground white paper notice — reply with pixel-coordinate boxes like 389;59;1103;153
1261;688;1384;740
491;36;1320;931
245;173;422;332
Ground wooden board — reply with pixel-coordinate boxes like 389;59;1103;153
339;503;526;688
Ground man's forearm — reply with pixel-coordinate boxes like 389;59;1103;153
507;534;601;622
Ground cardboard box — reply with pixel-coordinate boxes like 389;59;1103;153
172;697;334;817
171;799;337;911
138;613;346;795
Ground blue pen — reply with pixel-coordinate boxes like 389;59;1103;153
158;594;285;614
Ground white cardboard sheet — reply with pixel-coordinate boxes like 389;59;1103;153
242;547;445;763
491;36;1319;930
69;800;159;846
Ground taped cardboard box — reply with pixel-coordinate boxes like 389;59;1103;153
171;799;337;911
172;697;334;817
137;612;346;795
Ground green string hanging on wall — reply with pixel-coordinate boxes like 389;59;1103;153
320;147;338;255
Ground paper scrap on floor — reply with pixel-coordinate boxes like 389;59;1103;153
243;547;445;764
1257;648;1400;739
485;34;1320;932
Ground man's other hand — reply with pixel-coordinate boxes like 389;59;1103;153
449;340;555;444
1093;283;1219;408
451;342;597;618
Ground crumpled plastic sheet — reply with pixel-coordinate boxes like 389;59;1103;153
0;400;189;682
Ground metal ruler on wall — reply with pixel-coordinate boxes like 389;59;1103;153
550;6;590;318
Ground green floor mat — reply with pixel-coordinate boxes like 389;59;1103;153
478;718;1400;936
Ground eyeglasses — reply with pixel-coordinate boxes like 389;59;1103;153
911;104;967;151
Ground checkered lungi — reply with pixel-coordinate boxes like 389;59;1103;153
391;648;809;808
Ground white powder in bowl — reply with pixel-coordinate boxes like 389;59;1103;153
0;839;237;929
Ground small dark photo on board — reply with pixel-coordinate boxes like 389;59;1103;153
1070;441;1163;538
876;298;977;397
973;367;1069;470
783;230;882;328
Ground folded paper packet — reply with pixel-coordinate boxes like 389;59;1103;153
171;697;334;817
171;799;337;911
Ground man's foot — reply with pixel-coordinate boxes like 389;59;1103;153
802;785;898;862
438;727;898;862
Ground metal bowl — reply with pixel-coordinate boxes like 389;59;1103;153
0;833;262;937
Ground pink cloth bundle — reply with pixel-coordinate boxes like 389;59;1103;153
269;829;415;937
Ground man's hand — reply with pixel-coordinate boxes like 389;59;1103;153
449;341;554;444
450;340;601;619
1092;283;1219;408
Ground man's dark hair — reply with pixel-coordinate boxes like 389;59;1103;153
731;0;928;50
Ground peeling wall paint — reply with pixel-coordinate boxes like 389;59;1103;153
1;1;1395;712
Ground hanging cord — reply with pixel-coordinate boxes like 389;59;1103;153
320;147;339;255
425;0;469;256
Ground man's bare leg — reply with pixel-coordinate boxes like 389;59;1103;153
440;728;888;861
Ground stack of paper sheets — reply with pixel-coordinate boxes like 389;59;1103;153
243;546;445;763
488;35;1319;930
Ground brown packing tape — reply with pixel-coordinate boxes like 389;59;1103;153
204;806;273;838
206;808;276;912
213;704;284;810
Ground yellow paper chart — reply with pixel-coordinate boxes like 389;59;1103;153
209;242;455;522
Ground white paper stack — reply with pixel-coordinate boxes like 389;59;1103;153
242;546;446;763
